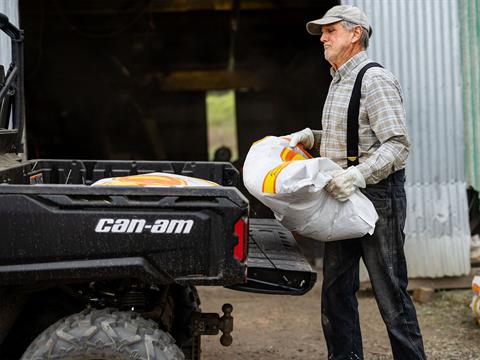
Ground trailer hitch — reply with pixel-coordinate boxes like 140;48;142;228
192;303;233;346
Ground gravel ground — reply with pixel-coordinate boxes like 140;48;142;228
197;281;480;359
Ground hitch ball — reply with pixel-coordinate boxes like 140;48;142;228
220;303;233;346
192;303;234;346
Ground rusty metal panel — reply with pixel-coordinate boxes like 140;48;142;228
460;0;480;191
0;0;18;68
342;0;470;277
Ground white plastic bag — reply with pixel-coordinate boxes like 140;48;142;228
243;136;378;241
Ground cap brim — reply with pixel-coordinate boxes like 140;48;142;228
306;17;342;35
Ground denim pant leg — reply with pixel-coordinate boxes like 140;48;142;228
322;239;364;360
361;175;426;360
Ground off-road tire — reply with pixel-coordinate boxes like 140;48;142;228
20;308;185;360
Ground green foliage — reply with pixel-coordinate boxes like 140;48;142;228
206;90;238;161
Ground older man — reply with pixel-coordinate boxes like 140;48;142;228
289;5;426;360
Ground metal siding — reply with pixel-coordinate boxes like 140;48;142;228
461;0;480;190
342;0;470;277
0;0;18;68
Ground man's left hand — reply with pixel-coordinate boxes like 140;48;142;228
326;166;366;201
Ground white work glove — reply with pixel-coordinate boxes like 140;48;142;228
326;166;366;202
288;127;314;149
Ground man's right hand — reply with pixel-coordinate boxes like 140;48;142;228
288;128;314;149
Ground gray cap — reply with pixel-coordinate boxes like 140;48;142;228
306;5;372;37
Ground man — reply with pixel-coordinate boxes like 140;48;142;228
289;5;426;360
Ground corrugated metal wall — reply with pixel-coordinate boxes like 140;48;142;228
0;0;18;68
461;0;480;191
343;0;471;277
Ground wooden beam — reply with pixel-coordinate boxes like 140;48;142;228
145;69;267;91
360;266;480;291
149;0;324;12
46;0;323;15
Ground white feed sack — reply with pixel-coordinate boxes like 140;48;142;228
92;172;219;187
243;136;378;242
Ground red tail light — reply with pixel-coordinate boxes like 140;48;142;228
234;216;248;262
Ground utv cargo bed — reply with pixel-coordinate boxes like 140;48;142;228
0;160;248;286
0;159;316;295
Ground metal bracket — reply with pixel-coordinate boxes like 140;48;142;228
192;303;233;346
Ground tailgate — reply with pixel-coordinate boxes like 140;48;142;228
228;219;317;295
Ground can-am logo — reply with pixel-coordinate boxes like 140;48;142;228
95;218;194;234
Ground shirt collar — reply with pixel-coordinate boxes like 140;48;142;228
330;51;369;80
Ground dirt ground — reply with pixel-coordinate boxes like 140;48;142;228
197;280;480;360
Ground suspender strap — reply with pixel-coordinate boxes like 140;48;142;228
346;62;383;167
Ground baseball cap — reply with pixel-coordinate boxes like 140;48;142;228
306;5;372;37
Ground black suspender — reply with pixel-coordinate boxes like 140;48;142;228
346;62;383;167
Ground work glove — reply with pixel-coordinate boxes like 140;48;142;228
326;166;366;202
288;127;314;149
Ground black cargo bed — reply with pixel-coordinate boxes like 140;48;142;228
0;160;248;287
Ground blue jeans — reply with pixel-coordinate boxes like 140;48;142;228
321;170;426;360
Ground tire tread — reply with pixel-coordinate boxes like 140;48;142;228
21;309;185;360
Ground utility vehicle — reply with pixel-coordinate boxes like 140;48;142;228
0;14;316;359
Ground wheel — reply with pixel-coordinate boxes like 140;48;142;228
20;308;185;360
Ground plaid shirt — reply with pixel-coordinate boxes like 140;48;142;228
312;51;410;185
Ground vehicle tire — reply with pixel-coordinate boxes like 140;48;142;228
20;308;185;360
171;285;201;360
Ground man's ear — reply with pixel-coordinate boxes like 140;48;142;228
352;26;363;43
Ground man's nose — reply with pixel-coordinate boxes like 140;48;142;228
320;33;326;43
